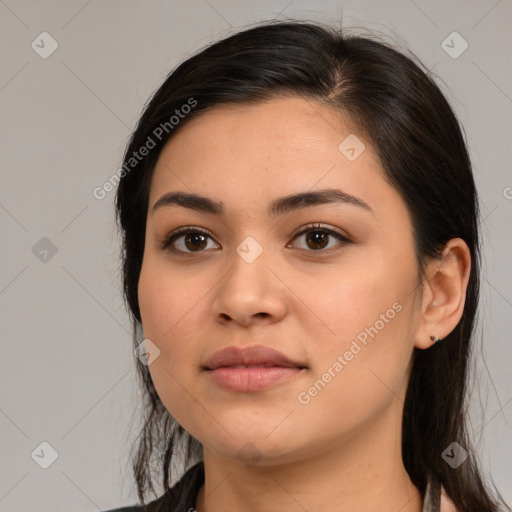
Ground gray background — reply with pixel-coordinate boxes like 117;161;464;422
1;0;511;510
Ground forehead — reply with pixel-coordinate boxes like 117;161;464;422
148;97;403;221
156;96;363;166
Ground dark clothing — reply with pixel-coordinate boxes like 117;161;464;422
104;462;204;512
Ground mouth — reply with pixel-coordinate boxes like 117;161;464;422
203;345;307;392
205;366;307;392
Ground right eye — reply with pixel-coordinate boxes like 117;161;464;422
161;227;220;254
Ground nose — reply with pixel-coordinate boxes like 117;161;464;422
212;247;288;327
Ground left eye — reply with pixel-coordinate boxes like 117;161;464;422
288;225;351;252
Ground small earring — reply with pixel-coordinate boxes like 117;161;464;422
430;335;441;345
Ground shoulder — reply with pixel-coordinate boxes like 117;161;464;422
103;462;204;512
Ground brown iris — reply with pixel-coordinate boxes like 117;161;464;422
305;230;329;250
184;232;208;251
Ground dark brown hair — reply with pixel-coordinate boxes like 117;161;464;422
115;19;509;511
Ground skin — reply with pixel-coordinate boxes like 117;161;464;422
137;97;470;512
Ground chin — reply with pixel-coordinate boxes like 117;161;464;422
196;421;309;466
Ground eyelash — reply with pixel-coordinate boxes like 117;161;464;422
161;223;352;256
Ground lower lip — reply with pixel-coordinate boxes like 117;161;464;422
206;366;303;392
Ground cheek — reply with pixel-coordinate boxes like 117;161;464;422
303;252;414;344
295;300;415;445
298;252;418;405
137;254;204;342
137;256;211;423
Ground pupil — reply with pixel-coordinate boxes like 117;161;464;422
186;233;207;251
307;231;328;250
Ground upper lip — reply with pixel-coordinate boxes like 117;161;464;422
203;345;306;370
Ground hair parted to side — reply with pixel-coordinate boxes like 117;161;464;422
115;19;509;512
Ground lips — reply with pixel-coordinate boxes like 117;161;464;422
203;345;306;371
203;345;307;392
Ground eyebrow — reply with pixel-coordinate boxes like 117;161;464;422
152;188;372;217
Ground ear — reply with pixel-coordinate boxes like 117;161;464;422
414;238;472;350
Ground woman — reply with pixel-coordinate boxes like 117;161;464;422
108;19;509;512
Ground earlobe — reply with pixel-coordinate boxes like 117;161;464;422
414;238;471;350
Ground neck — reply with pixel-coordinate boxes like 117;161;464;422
195;404;422;512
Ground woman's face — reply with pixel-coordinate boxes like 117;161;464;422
138;96;423;465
